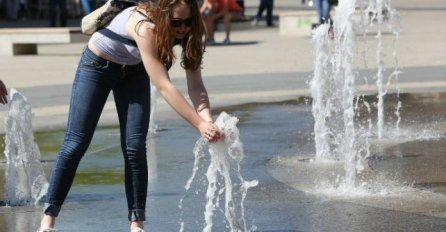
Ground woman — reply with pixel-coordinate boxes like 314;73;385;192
38;0;222;231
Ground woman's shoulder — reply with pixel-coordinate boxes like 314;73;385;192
124;15;155;48
130;7;153;23
127;9;155;34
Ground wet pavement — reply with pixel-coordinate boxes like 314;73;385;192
0;92;446;231
267;93;446;231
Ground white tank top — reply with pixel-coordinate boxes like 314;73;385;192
90;7;146;65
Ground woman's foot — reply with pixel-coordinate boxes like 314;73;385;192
39;215;56;232
131;228;144;232
36;228;56;232
130;221;144;232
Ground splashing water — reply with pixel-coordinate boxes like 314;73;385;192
179;112;258;232
4;89;48;206
147;83;158;183
311;0;359;187
310;0;401;189
361;0;402;138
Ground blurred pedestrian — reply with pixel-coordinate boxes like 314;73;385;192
80;0;96;14
0;80;8;104
18;0;28;20
253;0;274;27
200;0;242;45
1;0;20;20
314;0;335;25
49;0;68;27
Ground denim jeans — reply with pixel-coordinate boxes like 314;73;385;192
44;47;151;221
314;0;332;24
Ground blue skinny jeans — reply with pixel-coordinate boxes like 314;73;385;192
44;47;151;221
314;0;332;24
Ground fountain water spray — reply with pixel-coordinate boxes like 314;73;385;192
4;89;48;205
310;0;401;188
147;83;158;183
362;0;402;138
179;112;258;232
311;0;359;188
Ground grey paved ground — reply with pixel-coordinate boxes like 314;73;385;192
0;0;445;132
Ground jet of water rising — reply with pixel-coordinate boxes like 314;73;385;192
311;0;359;187
310;23;336;161
179;112;258;232
310;0;401;189
366;0;402;138
4;89;48;206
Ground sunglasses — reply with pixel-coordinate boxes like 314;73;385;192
170;18;192;28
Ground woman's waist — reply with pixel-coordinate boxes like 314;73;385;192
87;41;142;67
84;43;144;70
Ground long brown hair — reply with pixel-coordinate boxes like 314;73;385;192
136;0;207;70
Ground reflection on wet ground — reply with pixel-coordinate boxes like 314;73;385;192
268;92;446;226
1;92;446;231
369;139;446;192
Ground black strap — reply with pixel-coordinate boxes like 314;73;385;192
110;0;138;9
96;8;151;47
98;28;137;47
135;9;147;18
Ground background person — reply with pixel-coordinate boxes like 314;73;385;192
80;0;96;14
0;80;8;104
253;0;274;27
0;0;19;20
314;0;334;25
200;0;242;45
38;0;221;231
49;0;68;27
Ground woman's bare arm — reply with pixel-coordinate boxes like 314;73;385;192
127;19;219;141
186;68;213;123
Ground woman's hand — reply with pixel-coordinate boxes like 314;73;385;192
199;121;223;143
